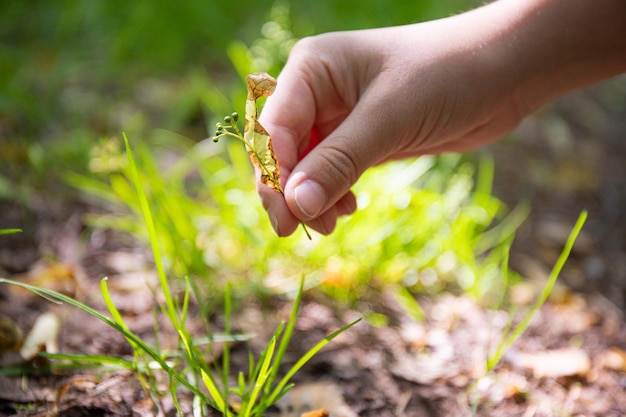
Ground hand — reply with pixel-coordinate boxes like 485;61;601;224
258;0;626;237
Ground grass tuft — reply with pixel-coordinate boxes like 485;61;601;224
486;210;588;371
0;138;361;416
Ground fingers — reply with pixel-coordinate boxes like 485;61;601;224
258;155;358;237
255;63;315;237
256;36;365;237
252;12;548;238
256;32;389;236
283;81;398;222
259;175;357;237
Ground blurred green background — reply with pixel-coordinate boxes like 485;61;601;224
0;0;474;147
1;0;533;316
5;0;625;312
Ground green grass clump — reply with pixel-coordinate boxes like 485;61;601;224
0;274;359;416
1;138;360;416
69;133;524;307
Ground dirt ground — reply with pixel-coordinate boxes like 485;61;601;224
487;77;626;311
1;77;625;416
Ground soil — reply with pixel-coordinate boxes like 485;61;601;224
1;77;625;417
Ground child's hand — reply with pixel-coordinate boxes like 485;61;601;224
259;0;626;237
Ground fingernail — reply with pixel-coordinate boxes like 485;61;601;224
294;180;326;218
268;210;279;235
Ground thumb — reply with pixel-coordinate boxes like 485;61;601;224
284;98;393;221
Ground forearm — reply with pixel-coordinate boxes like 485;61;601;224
489;0;626;112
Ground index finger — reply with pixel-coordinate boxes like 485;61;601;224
258;66;317;168
256;61;318;236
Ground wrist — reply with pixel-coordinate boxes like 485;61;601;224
487;0;626;112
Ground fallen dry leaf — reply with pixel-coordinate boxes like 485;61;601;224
507;347;591;378
301;409;329;417
19;311;60;360
54;372;144;416
274;382;357;417
11;261;78;298
245;72;281;191
600;348;626;372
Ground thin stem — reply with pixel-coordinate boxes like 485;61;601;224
214;126;312;240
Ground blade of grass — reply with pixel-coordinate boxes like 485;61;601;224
0;352;136;375
473;202;530;255
181;276;192;330
122;133;179;328
486;210;588;371
40;352;137;369
180;329;229;415
267;275;304;390
222;281;232;407
0;229;22;235
0;277;215;408
101;275;167;403
247;322;284;397
202;368;230;416
243;336;276;417
101;277;133;343
266;316;362;406
492;236;513;313
392;285;425;322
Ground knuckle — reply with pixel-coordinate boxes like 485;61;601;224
290;36;323;58
290;33;341;63
291;35;324;56
319;142;361;189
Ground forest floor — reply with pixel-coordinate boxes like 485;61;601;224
0;79;625;417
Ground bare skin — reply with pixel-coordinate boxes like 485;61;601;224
258;0;626;237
